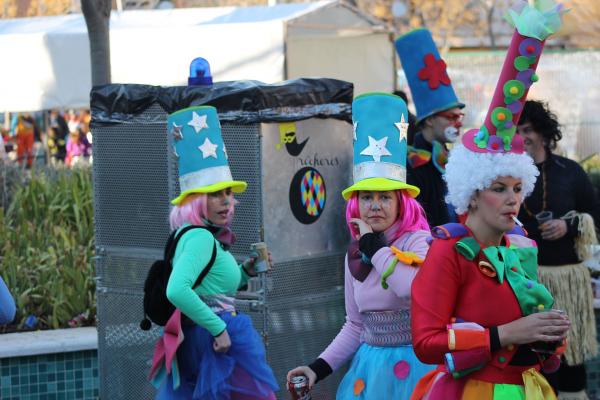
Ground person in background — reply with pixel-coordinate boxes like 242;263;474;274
48;110;69;164
288;93;435;399
518;100;599;400
65;121;91;167
395;29;466;227
15;113;36;168
0;129;8;163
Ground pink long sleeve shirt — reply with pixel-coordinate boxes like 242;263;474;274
318;229;430;371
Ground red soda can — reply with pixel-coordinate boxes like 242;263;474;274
288;375;312;400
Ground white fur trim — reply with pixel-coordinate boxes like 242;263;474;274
444;145;539;214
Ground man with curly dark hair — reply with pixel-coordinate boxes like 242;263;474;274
518;99;600;400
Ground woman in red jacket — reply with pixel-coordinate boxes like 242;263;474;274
410;1;571;398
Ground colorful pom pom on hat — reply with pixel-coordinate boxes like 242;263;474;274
341;93;420;200
169;106;247;205
461;0;567;155
395;29;465;123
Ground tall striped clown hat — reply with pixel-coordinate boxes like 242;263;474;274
169;106;247;205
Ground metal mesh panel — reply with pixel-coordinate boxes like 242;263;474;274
266;296;348;399
93;103;171;250
267;254;345;300
95;248;161;290
96;288;160;400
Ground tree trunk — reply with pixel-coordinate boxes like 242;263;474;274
486;4;496;49
81;0;112;86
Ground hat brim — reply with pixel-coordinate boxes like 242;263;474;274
341;178;420;201
171;180;247;205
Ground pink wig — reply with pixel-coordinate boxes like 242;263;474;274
345;190;429;243
169;193;235;230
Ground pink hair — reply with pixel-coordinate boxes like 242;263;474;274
169;193;235;230
345;190;430;242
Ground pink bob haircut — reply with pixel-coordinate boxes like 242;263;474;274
345;189;430;242
169;193;236;230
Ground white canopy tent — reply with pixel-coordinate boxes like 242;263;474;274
0;1;395;112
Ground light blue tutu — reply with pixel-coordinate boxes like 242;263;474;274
336;343;435;399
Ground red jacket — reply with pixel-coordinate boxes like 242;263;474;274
411;227;554;384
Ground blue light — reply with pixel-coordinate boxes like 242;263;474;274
188;57;213;86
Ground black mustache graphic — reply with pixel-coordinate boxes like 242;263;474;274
285;134;309;156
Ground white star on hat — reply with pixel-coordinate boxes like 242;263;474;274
353;121;358;141
198;137;218;159
188;112;209;133
360;136;391;162
395;114;409;143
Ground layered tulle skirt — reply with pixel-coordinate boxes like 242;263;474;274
156;311;279;400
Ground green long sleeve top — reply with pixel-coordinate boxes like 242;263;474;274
165;227;250;336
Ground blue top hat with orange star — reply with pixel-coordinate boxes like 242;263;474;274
169;106;247;205
395;29;465;123
341;93;420;200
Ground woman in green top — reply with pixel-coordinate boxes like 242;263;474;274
152;106;278;400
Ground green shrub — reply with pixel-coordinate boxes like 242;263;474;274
581;154;600;199
0;165;95;331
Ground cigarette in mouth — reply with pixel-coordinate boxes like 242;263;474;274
511;215;524;227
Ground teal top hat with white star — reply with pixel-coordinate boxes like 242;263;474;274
342;93;420;200
169;106;247;205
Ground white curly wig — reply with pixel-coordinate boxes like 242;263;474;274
444;145;539;215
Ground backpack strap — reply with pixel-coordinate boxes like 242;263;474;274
166;225;218;290
192;240;217;289
165;224;202;260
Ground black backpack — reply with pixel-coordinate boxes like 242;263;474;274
140;225;217;330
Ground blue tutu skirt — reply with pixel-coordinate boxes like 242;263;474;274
336;343;435;400
156;311;279;400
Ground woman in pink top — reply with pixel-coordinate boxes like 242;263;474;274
287;93;435;399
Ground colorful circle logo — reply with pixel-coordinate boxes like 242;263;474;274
289;167;326;224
